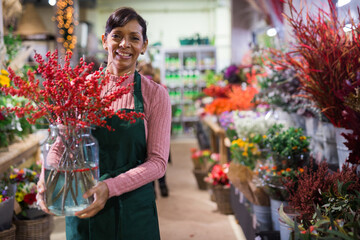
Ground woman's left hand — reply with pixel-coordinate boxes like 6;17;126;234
75;181;109;218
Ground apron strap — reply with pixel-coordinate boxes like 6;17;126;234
133;71;144;113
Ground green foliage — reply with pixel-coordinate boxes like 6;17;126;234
3;27;22;65
264;124;310;169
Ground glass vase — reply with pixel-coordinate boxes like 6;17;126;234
42;125;99;216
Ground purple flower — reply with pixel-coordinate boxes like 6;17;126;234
224;65;238;79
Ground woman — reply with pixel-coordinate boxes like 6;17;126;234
37;7;171;239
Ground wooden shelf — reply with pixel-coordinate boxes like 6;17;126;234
0;132;46;173
202;115;227;164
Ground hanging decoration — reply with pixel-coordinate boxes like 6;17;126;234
53;0;78;53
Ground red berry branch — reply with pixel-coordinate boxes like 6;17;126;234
1;50;144;129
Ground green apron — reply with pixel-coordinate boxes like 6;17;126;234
66;71;160;240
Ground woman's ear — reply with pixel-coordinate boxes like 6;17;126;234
102;34;108;51
141;39;148;55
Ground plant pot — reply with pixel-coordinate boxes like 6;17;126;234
213;186;233;215
279;218;292;240
270;198;288;231
334;127;353;170
0;196;15;232
253;204;272;232
192;169;208;190
0;224;16;240
14;214;54;240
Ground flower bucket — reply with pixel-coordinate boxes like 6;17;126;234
14;215;54;240
279;218;292;240
192;169;208;190
335;127;353;170
42;125;99;216
0;224;16;240
0;197;15;232
213;186;233;215
253;204;272;232
320;122;338;165
270;198;288;231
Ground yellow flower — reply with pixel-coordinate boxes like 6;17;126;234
292;146;298;150
15;191;25;202
262;135;267;139
1;69;8;75
10;174;17;179
242;151;248;157
0;74;10;87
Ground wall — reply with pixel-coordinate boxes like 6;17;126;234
82;0;231;71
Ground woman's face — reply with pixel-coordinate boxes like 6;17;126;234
102;19;148;76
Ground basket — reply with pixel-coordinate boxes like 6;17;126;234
213;186;233;215
14;214;54;240
192;169;208;190
207;183;216;202
0;224;16;240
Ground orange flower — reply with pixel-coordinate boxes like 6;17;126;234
299;136;307;140
303;148;308;152
292;146;298;150
299;168;304;173
271;166;277;170
286;168;291;172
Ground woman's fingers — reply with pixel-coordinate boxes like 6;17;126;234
75;182;109;218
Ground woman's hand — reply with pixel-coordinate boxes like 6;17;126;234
75;181;109;218
36;178;53;215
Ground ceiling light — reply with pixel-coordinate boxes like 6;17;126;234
336;0;351;7
49;0;56;6
266;28;277;37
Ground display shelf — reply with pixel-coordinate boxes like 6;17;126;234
0;132;46;174
159;46;216;136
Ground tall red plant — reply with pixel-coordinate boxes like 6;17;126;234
277;0;360;164
0;51;143;129
283;0;360;128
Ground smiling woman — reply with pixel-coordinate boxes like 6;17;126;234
102;8;148;77
36;7;171;240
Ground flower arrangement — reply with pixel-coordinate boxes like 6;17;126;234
233;110;276;141
279;0;360;164
2;166;43;219
230;138;261;170
218;111;238;141
257;164;304;201
204;85;258;115
204;163;230;188
190;148;218;171
0;50;144;215
282;161;360;238
264;124;310;169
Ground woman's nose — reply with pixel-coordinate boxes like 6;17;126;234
119;38;129;47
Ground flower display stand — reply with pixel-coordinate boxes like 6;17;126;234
14;214;54;240
192;169;208;190
213;185;233;214
0;133;44;174
0;224;16;240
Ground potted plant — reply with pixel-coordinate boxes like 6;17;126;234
190;148;218;190
0;179;16;237
264;123;310;170
281;161;360;239
204;163;232;214
278;0;360;166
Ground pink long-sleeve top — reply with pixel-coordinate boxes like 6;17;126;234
102;73;171;198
